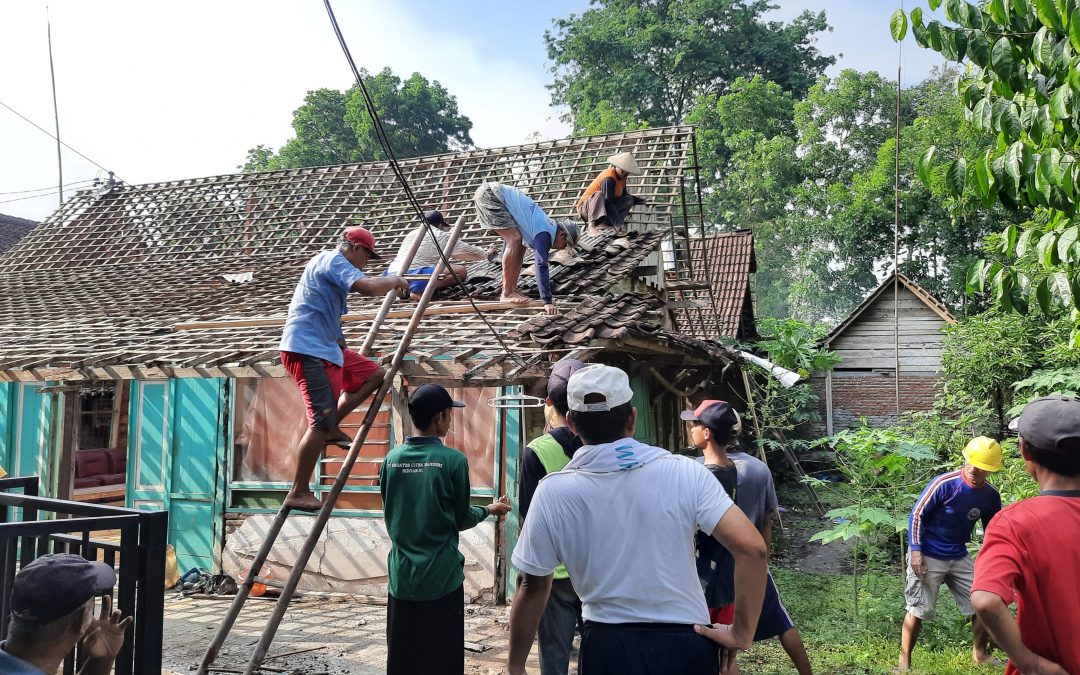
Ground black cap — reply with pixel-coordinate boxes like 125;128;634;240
424;210;447;227
547;358;586;399
11;554;115;623
681;400;742;439
409;384;465;419
1009;395;1080;454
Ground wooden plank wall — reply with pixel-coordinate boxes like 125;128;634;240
830;285;948;374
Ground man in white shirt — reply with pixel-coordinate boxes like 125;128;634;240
507;365;767;675
384;210;487;300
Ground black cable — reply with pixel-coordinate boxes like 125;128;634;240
322;0;529;368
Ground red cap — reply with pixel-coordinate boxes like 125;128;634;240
342;226;382;259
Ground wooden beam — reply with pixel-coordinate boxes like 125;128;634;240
173;301;543;331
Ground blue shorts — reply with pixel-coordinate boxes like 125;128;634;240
753;574;795;641
383;267;435;295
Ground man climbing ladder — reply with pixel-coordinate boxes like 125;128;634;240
278;225;409;512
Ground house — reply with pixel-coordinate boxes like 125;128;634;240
811;271;957;435
0;126;739;602
678;229;758;340
0;213;36;255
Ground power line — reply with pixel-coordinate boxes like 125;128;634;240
0;97;114;176
0;179;93;196
322;0;529;369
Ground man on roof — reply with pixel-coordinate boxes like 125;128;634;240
278;225;410;512
473;182;580;316
384;210;487;301
576;152;648;235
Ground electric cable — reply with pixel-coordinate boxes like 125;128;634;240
0;179;93;196
322;0;530;368
0;98;115;175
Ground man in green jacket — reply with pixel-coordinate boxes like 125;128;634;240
518;357;586;675
380;384;512;675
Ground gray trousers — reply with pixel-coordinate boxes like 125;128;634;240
538;577;582;675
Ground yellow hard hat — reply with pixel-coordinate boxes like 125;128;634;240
962;436;1004;472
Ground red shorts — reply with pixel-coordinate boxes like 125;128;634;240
280;348;380;430
708;604;735;625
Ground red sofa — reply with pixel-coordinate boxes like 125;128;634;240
74;448;126;489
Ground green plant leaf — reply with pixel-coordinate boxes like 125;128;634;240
1017;227;1036;256
967;259;985;294
929;20;944;51
1072;9;1080;51
1033;27;1054;67
912;6;925;28
1058;224;1079;262
928;0;943;10
969;30;992;66
1037;0;1065;31
989;0;1009;24
918;145;937;187
1054;270;1073;305
1003;224;1020;253
976;149;997;200
1002;102;1023;140
1038;230;1060;268
891;9;909;42
1052;85;1072;119
946;157;968;196
1036;277;1054;314
992;36;1016;78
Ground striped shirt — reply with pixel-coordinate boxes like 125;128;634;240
386;226;486;276
908;469;1002;560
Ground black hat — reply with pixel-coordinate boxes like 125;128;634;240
424;210;447;227
681;400;742;439
11;554;115;623
547;358;586;399
1009;395;1080;454
409;384;465;419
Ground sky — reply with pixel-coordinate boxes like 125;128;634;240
0;0;950;222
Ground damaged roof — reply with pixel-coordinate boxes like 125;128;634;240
0;127;734;383
0;214;37;255
680;230;757;339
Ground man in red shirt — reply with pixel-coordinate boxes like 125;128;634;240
971;395;1080;675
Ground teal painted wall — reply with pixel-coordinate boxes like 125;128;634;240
0;383;14;475
128;379;225;573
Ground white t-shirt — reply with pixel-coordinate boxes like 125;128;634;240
512;440;733;624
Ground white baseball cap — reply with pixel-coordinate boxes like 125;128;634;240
567;365;634;412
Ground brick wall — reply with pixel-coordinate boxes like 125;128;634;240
806;373;940;436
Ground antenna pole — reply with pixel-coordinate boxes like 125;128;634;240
47;5;63;207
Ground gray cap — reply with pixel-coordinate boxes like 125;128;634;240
1009;395;1080;454
557;219;580;247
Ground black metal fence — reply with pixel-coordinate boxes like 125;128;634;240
0;475;167;675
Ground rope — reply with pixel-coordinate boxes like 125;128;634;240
322;0;529;368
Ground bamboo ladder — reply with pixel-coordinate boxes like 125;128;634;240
197;216;473;675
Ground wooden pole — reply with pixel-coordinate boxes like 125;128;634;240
46;5;63;208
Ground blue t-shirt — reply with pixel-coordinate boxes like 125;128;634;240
0;644;46;674
497;184;556;248
908;469;1002;560
279;250;366;366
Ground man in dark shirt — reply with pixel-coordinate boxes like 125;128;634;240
518;357;587;675
379;384;512;675
684;401;740;622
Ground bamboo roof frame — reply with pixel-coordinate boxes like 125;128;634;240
0;126;731;382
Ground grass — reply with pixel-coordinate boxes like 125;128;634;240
737;568;1007;675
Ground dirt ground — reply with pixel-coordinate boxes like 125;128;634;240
163;479;833;675
162;593;545;675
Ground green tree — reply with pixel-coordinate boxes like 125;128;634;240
545;0;834;133
242;68;473;171
902;0;1080;344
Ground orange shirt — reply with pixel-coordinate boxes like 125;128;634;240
577;167;626;205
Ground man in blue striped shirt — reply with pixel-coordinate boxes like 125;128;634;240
898;437;1004;671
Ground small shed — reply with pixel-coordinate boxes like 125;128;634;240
813;272;956;435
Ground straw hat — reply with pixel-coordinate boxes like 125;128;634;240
608;152;641;175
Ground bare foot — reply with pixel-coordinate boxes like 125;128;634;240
501;293;530;304
283;492;323;512
973;653;1003;667
325;429;352;449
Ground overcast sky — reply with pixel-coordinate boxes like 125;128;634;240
0;1;949;222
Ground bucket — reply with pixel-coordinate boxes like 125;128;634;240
164;545;180;589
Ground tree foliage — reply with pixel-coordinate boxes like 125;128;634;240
243;68;473;171
545;0;834;133
903;0;1080;343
